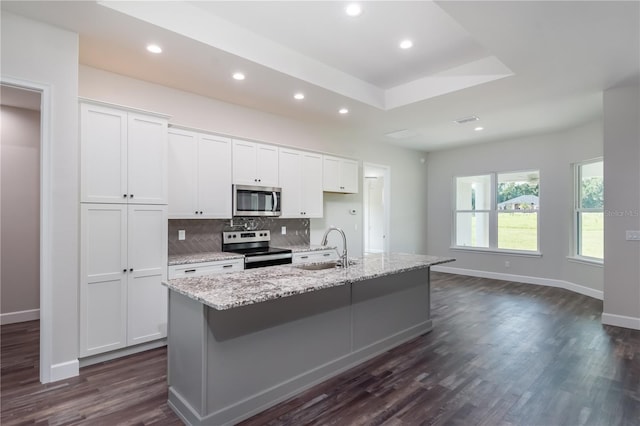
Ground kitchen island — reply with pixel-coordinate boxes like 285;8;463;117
164;253;454;425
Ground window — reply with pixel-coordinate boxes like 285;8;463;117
454;170;540;253
575;160;603;260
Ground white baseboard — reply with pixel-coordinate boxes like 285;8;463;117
1;308;40;325
431;265;604;300
79;339;167;367
49;359;79;382
601;313;640;330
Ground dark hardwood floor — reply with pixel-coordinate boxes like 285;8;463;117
2;273;639;425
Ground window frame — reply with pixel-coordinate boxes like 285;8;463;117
572;158;604;263
452;170;541;255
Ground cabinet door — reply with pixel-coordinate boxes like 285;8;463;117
127;205;168;346
322;156;341;192
127;113;168;204
199;134;232;218
232;139;257;185
81;103;128;203
168;129;198;218
302;152;324;217
279;148;302;218
256;143;279;187
80;204;127;357
340;159;359;193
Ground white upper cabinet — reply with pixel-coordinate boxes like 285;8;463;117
168;128;232;218
279;148;323;218
81;102;168;204
302;152;324;216
322;155;359;193
232;139;279;187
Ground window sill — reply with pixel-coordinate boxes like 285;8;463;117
450;246;542;258
566;256;603;267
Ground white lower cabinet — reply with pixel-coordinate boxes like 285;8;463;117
168;258;244;279
80;203;168;357
292;249;338;264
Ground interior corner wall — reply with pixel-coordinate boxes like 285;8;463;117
78;65;430;257
1;105;40;320
426;120;604;293
602;79;640;329
1;12;79;379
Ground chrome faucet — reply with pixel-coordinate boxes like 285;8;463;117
321;226;348;268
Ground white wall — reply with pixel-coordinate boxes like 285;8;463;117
427;120;604;293
1;12;79;380
602;79;640;329
79;66;430;257
1;105;40;320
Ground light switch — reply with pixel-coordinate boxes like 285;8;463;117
281;226;286;235
178;230;186;241
626;230;640;241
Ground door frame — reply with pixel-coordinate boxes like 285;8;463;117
1;76;53;383
362;162;391;254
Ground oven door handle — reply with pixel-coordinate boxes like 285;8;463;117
245;253;292;263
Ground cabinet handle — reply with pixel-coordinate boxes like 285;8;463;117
129;268;133;272
123;194;127;198
323;253;331;257
185;269;196;273
123;268;127;272
129;194;134;198
300;256;309;259
199;211;203;215
222;264;233;268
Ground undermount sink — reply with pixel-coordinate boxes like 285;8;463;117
294;261;340;271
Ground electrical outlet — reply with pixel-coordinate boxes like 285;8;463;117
178;230;186;241
281;226;286;235
626;230;640;241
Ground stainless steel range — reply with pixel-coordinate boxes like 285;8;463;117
222;230;292;269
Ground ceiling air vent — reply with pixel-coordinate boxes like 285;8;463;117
385;129;418;139
453;115;479;124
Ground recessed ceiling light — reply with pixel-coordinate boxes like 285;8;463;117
399;39;413;50
474;126;484;131
294;93;305;100
339;108;349;114
146;44;162;54
345;4;362;17
232;72;245;81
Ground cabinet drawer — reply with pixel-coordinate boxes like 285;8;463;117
292;250;338;264
168;259;244;279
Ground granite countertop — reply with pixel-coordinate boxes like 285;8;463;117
164;253;455;310
276;244;337;253
168;252;244;266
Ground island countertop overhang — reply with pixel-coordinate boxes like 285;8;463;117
163;252;455;310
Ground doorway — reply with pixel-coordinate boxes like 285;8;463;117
0;80;52;383
363;163;390;254
1;84;41;324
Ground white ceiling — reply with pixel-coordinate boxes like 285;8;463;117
2;1;638;152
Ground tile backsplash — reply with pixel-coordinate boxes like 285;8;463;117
168;217;310;255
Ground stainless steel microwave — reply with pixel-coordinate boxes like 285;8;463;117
233;184;282;217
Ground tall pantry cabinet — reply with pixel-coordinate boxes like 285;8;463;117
79;101;169;358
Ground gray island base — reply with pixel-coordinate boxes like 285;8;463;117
164;253;454;425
